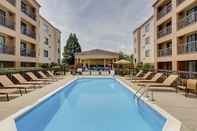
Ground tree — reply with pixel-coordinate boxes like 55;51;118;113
62;33;82;65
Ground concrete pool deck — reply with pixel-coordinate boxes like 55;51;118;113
120;77;197;131
0;75;75;121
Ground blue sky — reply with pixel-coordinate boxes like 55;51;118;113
37;0;153;54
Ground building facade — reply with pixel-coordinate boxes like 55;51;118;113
153;0;197;72
133;16;155;66
39;16;61;65
0;0;61;68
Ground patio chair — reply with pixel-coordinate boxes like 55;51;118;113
136;70;143;77
134;73;163;83
144;74;179;92
0;75;38;94
132;72;152;81
0;89;19;101
12;74;45;86
37;71;56;82
26;72;52;83
47;70;64;79
185;79;197;97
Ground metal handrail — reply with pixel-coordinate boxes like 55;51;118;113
158;47;172;57
0;46;15;55
158;3;172;19
158;26;172;38
178;11;197;29
177;41;197;54
20;48;36;57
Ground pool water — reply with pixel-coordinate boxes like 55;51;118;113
16;78;166;131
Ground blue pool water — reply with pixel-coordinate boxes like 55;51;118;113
16;78;166;131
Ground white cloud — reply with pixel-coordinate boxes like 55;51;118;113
37;0;153;55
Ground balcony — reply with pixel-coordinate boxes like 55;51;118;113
0;14;15;30
20;48;36;57
178;41;197;54
21;8;36;21
6;0;16;6
21;29;36;39
157;26;172;38
158;3;172;19
158;47;172;57
176;0;185;6
0;47;15;55
178;11;197;30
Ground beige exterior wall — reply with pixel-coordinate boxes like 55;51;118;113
0;0;61;68
133;16;155;66
154;0;197;72
39;16;61;64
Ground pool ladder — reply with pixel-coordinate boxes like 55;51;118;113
133;86;154;101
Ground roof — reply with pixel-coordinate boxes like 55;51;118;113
133;15;154;33
75;49;119;59
114;59;131;65
39;15;61;33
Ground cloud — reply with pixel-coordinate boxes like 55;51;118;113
37;0;153;55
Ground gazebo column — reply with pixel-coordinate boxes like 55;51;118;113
104;59;106;68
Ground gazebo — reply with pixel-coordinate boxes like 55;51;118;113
114;59;133;75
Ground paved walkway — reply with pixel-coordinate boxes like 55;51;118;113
0;75;75;121
120;77;197;131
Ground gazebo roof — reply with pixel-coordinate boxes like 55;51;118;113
75;49;119;59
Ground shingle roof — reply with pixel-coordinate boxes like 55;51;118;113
76;49;119;56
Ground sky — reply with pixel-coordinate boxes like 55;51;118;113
37;0;153;55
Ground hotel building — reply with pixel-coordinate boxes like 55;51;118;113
153;0;197;72
39;16;61;65
0;0;61;68
133;16;155;66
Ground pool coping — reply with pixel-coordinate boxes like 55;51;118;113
0;76;181;131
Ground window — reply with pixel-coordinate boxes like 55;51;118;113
21;22;27;33
145;37;150;45
145;50;150;57
21;1;27;12
43;24;49;32
44;50;48;57
44;38;49;45
0;9;6;25
145;23;150;32
0;35;5;49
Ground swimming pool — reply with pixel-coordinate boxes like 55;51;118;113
15;78;167;131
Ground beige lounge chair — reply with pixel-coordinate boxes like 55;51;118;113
132;72;152;81
0;75;37;94
144;75;179;92
12;74;45;86
134;73;163;83
0;89;19;101
46;71;64;80
185;79;197;96
37;71;57;81
26;72;52;83
136;70;143;77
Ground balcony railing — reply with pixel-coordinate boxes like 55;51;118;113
178;41;197;54
6;0;16;6
21;8;36;21
157;26;172;38
178;11;197;29
0;46;15;55
176;0;185;6
21;29;36;39
20;48;36;57
158;3;172;19
158;47;172;57
0;14;15;30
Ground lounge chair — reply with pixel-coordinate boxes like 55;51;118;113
26;72;52;83
185;79;197;97
135;70;143;77
12;74;45;86
47;70;64;80
142;75;179;92
134;73;163;83
132;72;152;81
37;71;57;82
0;75;38;94
0;89;19;101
